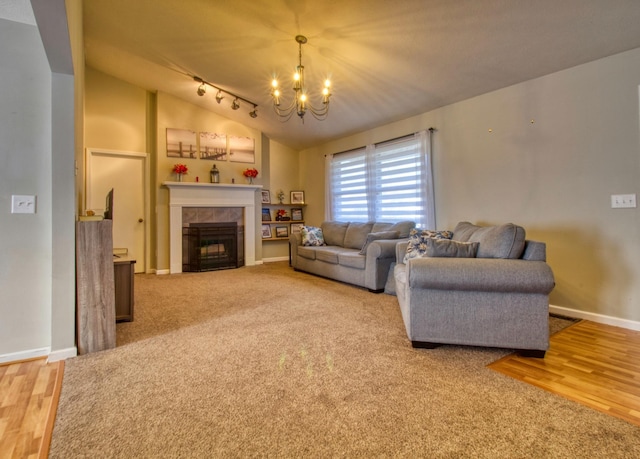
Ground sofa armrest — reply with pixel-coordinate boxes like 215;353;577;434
396;241;409;264
289;233;302;267
406;258;555;294
366;238;405;259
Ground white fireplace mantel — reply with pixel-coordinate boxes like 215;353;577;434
163;181;262;273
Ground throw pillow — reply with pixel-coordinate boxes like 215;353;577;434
300;226;326;246
425;238;479;258
403;228;454;263
359;230;400;255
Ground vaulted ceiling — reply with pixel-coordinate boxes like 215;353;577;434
8;1;640;150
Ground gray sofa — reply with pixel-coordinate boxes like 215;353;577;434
290;220;415;292
393;222;555;357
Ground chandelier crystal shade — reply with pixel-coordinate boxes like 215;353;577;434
271;35;332;122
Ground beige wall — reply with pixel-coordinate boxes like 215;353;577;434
262;139;301;260
301;47;640;325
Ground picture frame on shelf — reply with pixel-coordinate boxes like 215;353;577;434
261;190;271;204
261;224;272;239
291;223;304;234
291;190;305;204
261;208;271;221
291;208;303;221
275;226;288;238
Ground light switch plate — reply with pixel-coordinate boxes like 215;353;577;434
11;195;36;214
611;193;637;208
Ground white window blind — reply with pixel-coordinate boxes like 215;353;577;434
329;130;433;228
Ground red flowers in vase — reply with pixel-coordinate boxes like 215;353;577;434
173;164;188;174
243;168;258;178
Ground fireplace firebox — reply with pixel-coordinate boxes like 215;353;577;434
182;222;242;272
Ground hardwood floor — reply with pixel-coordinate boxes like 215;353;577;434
0;358;63;459
489;320;640;426
1;320;639;457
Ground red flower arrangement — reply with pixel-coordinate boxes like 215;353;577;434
242;168;258;178
277;209;287;218
173;164;188;174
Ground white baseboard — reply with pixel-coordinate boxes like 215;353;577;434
156;269;171;275
48;347;77;362
550;304;640;331
263;256;289;263
0;347;49;364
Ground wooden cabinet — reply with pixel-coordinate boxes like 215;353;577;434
76;220;116;355
261;204;306;241
114;256;136;322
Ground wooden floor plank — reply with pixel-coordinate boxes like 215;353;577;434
488;320;640;427
0;358;63;459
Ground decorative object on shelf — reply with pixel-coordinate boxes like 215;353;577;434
261;208;271;221
173;164;188;181
276;189;285;204
261;190;271;204
192;76;258;119
290;190;305;204
270;35;332;122
291;223;304;234
261;224;272;239
210;164;220;183
291;208;304;221
275;226;289;238
275;209;288;221
243;167;258;184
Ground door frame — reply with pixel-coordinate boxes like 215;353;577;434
85;148;150;273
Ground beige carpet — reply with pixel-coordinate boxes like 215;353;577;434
50;262;640;458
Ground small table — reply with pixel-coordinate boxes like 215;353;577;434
114;255;136;322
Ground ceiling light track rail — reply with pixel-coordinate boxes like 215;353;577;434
193;76;258;118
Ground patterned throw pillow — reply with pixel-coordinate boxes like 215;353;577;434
403;228;454;263
301;226;326;246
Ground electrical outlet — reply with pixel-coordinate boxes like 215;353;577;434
611;194;637;208
11;195;37;214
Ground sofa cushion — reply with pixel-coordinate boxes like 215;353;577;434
452;222;525;259
314;247;343;264
403;228;454;263
359;230;400;255
321;221;350;246
344;222;374;249
301;226;325;246
426;238;479;258
338;251;366;269
297;246;317;260
372;220;415;238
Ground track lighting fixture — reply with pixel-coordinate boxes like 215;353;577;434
192;76;258;118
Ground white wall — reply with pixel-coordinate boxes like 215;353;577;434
0;19;54;359
301;47;640;326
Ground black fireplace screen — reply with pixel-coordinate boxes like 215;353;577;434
182;222;242;272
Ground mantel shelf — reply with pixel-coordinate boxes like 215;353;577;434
163;181;262;191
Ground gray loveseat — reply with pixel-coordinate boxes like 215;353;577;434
290;220;415;292
394;222;555;357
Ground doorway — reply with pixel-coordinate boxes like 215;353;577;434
86;148;148;273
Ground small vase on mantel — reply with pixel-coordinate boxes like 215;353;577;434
176;173;183;182
247;177;253;184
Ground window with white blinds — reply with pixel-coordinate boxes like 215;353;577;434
329;132;431;228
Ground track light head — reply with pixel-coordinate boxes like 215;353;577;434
249;109;258;118
197;83;206;96
215;90;224;104
231;98;240;110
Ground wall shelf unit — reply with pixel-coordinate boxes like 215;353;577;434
261;204;306;242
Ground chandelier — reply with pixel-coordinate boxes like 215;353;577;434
270;35;332;122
